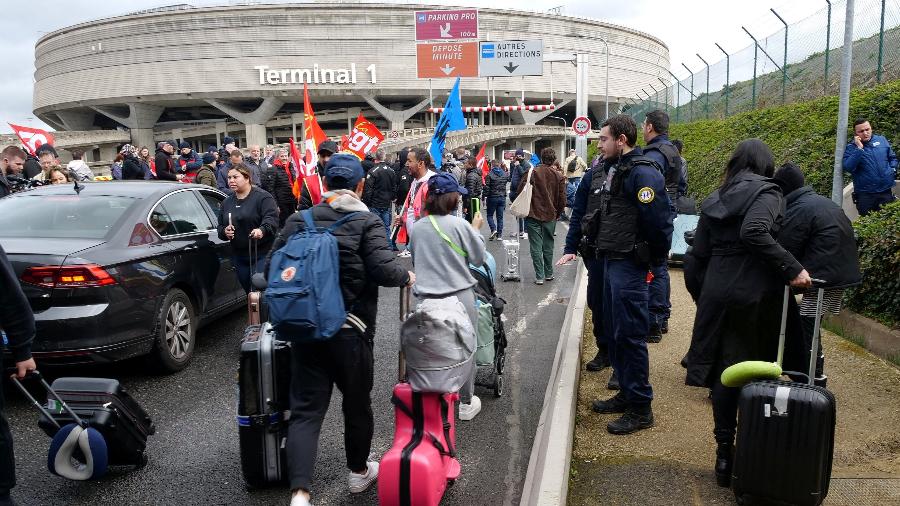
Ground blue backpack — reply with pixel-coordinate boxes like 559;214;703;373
265;209;359;341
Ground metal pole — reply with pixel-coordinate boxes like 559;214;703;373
682;63;694;122
743;27;759;110
877;0;886;83
697;53;710;119
658;77;670;116
716;43;730;117
575;53;589;161
601;37;610;121
666;69;682;123
825;0;832;95
772;9;789;105
648;84;660;110
832;0;855;205
549;115;567;152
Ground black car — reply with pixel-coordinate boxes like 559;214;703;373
0;181;246;372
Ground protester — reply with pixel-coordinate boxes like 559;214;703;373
218;136;237;172
138;146;155;180
65;149;95;181
109;153;124;180
683;139;811;487
462;156;484;222
22;144;56;179
773;162;861;386
516;147;566;285
361;149;397;241
29;148;58;183
484;159;510;240
392;148;412;252
216;164;278;293
264;145;275;165
0;146;27;198
154;141;179;181
243;144;265;186
47;167;69;185
509;148;533;238
841;118;898;216
564;148;587;187
0;244;38;506
393;147;436;258
193;152;218;188
269;148;300;227
265;153;414;506
408;172;486;420
557;115;673;435
121;144;146;180
177;141;202;175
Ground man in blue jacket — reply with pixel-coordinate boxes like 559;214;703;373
842;118;898;216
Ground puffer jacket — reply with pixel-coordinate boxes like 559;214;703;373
265;194;411;339
463;167;483;199
269;160;298;226
484;166;510;198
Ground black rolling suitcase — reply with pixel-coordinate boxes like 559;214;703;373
732;285;835;506
237;322;292;487
32;376;155;467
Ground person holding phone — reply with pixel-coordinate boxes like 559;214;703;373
217;164;279;292
462;157;484;223
841;118;898;216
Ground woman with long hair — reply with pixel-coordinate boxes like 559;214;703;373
683;138;811;487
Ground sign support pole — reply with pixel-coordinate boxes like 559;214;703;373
575;53;589;161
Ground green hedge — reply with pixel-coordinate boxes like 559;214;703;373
667;79;900;201
847;201;900;329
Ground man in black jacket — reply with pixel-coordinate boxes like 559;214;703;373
0;146;27;199
269;149;299;228
154;141;179;181
267;154;413;506
774;163;861;385
462;157;484;222
0;245;38;505
361;149;397;241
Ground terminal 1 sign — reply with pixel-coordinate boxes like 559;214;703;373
254;64;378;85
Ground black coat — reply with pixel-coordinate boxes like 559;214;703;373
394;150;412;207
268;162;299;226
362;162;398;209
122;155;145;180
265;203;410;339
22;156;41;179
777;186;861;288
154;149;178;181
463;167;483;200
684;173;804;388
216;187;279;255
484;167;510;198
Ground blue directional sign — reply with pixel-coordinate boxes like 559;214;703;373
478;40;543;77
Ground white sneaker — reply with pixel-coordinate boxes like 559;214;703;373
290;492;312;506
458;395;482;421
396;250;411;258
518;232;528;240
348;461;379;493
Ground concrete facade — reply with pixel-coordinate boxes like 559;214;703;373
33;3;670;149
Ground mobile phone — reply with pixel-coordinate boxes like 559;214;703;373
471;197;480;218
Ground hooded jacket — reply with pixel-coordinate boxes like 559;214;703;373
394;151;412;208
362;161;398;209
122;154;146;180
484;166;510;198
178;151;202;172
265;191;410;340
154;148;178;181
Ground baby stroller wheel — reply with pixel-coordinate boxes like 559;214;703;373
496;351;506;375
493;375;503;397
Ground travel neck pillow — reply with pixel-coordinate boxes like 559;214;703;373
47;423;108;480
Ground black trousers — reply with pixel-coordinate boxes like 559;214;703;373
0;365;15;495
711;380;740;445
287;329;374;492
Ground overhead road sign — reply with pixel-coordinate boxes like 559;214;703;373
415;9;478;40
416;42;479;78
479;40;544;77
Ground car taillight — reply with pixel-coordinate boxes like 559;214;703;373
21;264;117;288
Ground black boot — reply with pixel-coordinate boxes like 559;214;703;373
607;371;620;390
607;404;654;435
660;320;669;334
680;353;689;369
591;392;628;414
585;350;610;372
647;325;662;343
715;443;734;487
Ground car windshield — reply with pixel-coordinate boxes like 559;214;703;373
0;194;138;239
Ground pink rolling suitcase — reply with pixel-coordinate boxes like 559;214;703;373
378;288;461;506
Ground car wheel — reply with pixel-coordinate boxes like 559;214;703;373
152;288;196;373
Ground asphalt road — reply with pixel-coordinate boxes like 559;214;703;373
4;214;576;506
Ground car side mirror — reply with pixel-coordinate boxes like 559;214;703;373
251;273;268;291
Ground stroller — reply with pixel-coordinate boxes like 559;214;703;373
470;252;509;397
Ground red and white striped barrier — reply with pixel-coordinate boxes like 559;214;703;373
427;104;557;113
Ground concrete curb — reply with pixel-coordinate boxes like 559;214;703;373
520;262;588;506
826;309;900;362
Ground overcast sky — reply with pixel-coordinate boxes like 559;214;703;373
2;0;826;133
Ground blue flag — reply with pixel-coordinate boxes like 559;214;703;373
429;78;466;167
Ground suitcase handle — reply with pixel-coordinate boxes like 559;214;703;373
11;371;87;429
776;279;827;386
398;287;411;382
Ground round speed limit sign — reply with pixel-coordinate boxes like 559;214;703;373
572;116;591;136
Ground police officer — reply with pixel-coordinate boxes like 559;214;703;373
641;110;680;343
558;115;673;435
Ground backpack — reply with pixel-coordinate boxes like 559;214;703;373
265;209;360;341
567;158;578;173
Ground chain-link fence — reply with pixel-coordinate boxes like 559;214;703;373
623;0;900;123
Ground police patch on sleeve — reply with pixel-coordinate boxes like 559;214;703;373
637;186;655;203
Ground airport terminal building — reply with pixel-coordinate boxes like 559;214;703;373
32;2;670;158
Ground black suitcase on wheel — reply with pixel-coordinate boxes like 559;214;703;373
37;377;155;467
237;322;292;487
732;286;836;506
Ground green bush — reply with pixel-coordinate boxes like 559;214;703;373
668;79;900;201
846;201;900;329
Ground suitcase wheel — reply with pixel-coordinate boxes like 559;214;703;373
493;375;503;398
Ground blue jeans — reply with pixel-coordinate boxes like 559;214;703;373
233;254;266;293
370;207;392;245
486;196;506;235
648;261;671;329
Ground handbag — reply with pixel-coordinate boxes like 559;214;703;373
509;168;534;218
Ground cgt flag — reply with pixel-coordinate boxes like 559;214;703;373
300;83;327;177
342;113;385;160
9;123;54;156
429;78;466;166
290;136;323;205
476;142;489;183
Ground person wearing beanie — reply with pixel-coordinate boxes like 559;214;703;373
774;162;861;388
265;152;413;506
177;141;202;174
192;152;218;188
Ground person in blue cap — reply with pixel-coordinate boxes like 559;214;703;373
266;152;414;506
408;172;486;421
557;114;673;435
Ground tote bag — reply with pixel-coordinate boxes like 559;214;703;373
509;168;534;218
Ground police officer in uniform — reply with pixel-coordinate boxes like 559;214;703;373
641;110;680;343
558;115;673;434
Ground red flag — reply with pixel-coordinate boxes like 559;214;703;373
300;83;327;178
476;143;490;184
289;137;323;205
8;123;54;156
342;113;385;160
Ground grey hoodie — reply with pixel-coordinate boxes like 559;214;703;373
409;213;485;297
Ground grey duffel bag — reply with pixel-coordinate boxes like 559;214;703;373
401;296;475;393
